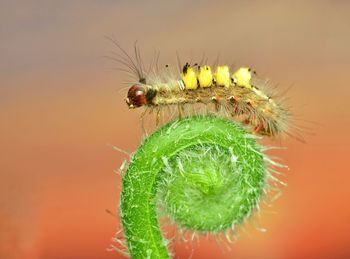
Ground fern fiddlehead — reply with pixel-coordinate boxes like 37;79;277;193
120;115;267;259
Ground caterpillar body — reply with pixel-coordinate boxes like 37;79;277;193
110;41;294;139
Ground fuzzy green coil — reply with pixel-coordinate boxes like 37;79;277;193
120;115;267;259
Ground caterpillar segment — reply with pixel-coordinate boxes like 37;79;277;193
232;67;253;89
197;65;213;88
181;63;198;90
214;66;231;88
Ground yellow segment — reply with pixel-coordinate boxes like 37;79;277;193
181;66;198;90
232;67;252;88
198;66;213;88
215;66;231;88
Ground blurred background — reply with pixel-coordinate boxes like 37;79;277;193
1;0;350;258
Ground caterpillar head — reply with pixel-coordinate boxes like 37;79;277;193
125;84;147;108
125;84;157;108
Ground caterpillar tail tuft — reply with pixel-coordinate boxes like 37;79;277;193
119;115;272;259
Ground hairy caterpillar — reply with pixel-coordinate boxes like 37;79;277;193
109;40;297;139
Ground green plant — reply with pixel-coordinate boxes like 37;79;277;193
119;115;269;259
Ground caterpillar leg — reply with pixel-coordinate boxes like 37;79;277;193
139;107;150;136
156;107;161;126
178;104;185;119
227;96;239;117
140;107;148;119
211;97;220;112
253;122;264;135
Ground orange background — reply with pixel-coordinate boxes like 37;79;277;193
1;1;350;258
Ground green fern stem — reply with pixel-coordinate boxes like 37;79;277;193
120;115;267;259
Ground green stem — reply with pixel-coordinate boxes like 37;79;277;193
120;115;267;259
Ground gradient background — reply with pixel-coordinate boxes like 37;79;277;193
1;1;350;258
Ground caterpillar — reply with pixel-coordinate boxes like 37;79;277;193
109;40;296;139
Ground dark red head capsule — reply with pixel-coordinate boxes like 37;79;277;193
125;84;147;108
